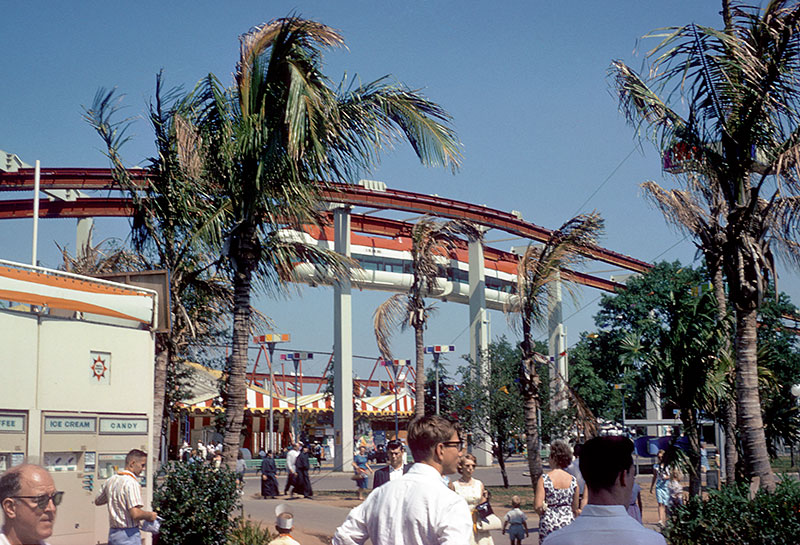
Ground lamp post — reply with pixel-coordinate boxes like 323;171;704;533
280;352;313;443
791;384;800;467
424;345;455;415
253;333;290;453
613;383;627;435
383;359;410;438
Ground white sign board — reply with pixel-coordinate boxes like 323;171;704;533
44;416;96;433
99;418;148;435
0;414;25;433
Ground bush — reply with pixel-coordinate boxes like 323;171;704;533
665;478;800;545
154;461;241;545
227;517;275;545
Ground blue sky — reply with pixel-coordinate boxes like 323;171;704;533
2;1;797;381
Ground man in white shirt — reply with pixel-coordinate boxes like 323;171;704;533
372;439;411;489
543;436;666;545
95;449;158;545
332;415;471;545
284;443;300;498
0;464;60;545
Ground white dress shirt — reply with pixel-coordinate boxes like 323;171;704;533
542;504;666;545
388;465;404;482
332;463;471;545
285;448;299;473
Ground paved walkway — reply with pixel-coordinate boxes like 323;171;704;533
240;456;667;544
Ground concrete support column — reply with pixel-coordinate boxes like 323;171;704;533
333;206;354;472
548;274;568;412
76;218;94;260
646;385;662;437
468;237;492;466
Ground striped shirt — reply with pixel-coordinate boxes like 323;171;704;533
95;471;143;529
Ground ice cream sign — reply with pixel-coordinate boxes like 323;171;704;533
99;418;148;434
44;417;96;433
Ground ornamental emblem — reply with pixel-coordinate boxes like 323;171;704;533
89;351;111;384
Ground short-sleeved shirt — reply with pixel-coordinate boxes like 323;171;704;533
96;471;143;529
505;507;527;526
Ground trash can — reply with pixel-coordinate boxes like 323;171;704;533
706;469;720;489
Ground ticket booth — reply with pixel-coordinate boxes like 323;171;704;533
0;261;158;545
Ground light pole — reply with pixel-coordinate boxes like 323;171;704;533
253;333;290;453
613;383;627;435
383;359;410;438
280;352;313;443
424;345;455;415
791;384;800;467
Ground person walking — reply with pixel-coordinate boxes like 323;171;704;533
449;453;494;545
534;441;579;544
295;445;313;499
502;495;529;545
284;443;300;498
648;450;669;527
261;451;280;499
373;440;411;489
352;445;372;501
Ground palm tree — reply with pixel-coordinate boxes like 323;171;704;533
621;291;731;497
193;17;462;464
505;212;603;486
374;217;481;417
611;0;800;490
639;179;739;484
84;78;236;465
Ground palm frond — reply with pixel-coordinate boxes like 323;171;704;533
373;294;412;360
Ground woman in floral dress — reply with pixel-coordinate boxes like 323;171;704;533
534;440;579;543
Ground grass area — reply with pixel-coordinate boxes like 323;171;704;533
771;455;798;473
315;485;537;511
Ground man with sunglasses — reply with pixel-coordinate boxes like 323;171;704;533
0;464;61;545
333;415;471;545
95;449;157;545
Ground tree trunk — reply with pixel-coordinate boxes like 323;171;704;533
734;308;775;491
710;262;738;485
152;334;168;468
494;440;510;488
415;322;426;417
682;410;702;497
222;248;255;468
521;319;542;487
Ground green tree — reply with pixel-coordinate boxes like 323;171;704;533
192;17;462;464
424;362;455;417
611;0;800;490
451;338;525;487
621;290;730;497
505;212;603;486
374;218;481;417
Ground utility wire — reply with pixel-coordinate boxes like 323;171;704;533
572;147;637;216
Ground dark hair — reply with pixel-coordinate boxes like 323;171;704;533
125;449;147;467
573;443;583;458
579;436;634;492
407;415;458;462
0;468;23;503
386;440;403;451
549;440;573;469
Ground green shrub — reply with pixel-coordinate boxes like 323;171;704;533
227;517;275;545
154;461;241;545
665;478;800;545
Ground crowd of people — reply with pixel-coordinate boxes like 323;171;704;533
0;423;684;545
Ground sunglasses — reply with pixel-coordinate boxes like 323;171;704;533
442;441;463;450
13;491;64;510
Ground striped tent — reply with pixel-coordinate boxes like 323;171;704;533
357;390;415;415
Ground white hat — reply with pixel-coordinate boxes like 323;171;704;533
275;504;293;530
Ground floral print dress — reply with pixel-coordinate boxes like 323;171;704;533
539;473;576;543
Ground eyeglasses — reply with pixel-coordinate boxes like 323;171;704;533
441;441;463;450
12;491;64;510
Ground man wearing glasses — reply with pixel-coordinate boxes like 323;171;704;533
95;449;158;545
0;464;61;545
333;415;471;545
372;439;411;489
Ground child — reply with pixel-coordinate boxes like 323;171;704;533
667;468;684;517
627;480;643;523
502;495;529;545
268;507;300;545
